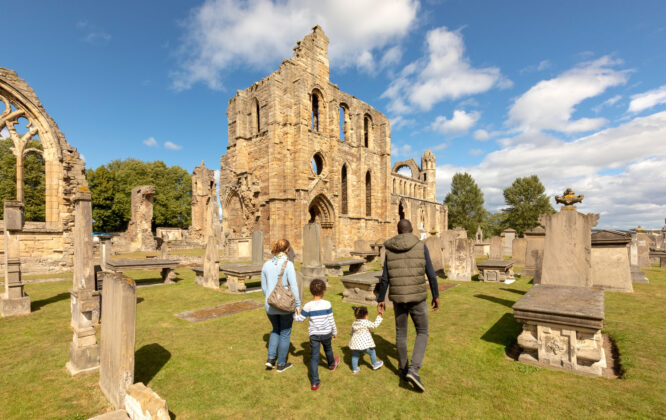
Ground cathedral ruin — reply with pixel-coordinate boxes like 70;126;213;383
219;26;447;256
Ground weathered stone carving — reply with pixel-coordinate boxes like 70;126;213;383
188;162;217;243
555;188;584;207
117;186;157;252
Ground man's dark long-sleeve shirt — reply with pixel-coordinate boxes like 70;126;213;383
377;245;439;303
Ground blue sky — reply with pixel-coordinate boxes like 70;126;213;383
3;0;666;228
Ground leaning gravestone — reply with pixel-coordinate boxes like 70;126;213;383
489;236;503;260
301;223;326;285
99;272;137;409
448;238;472;281
512;238;527;266
252;231;264;265
540;189;599;287
424;236;445;277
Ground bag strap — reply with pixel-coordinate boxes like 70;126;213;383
278;260;288;287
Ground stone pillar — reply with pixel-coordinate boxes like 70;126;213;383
99;272;137;409
1;200;30;317
251;230;264;266
100;237;112;271
203;201;220;289
66;190;101;375
512;238;527;265
160;233;170;260
540;190;599;287
301;223;325;284
489;236;502;260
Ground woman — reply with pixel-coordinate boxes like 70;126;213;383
261;239;301;372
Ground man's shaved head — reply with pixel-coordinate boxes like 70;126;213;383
398;219;413;234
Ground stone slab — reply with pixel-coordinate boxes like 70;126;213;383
106;260;178;270
476;260;514;269
124;382;169;420
218;263;263;277
175;300;263;322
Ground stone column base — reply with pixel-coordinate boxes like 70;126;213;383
66;341;100;375
226;275;247;293
0;294;31;317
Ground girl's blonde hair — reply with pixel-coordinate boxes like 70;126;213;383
271;239;291;255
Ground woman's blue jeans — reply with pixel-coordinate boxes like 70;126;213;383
267;313;293;365
351;348;378;370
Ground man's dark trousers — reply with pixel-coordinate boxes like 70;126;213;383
394;300;428;375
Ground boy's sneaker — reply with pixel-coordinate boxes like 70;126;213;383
329;356;340;371
265;358;276;369
406;372;425;392
352;368;360;375
372;361;384;370
311;382;321;391
276;362;292;373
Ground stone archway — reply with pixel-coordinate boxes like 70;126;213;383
308;193;335;259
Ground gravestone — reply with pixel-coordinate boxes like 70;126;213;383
251;231;264;265
323;236;334;262
524;227;546;281
442;227;467;265
512;238;527;265
1;200;30;317
301;223;325;284
159;233;169;260
99;272;137;409
67;190;101;375
448;238;473;281
203;202;220;289
502;228;515;257
540;189;599;287
424;236;445;277
590;230;633;292
489;236;503;260
636;232;651;269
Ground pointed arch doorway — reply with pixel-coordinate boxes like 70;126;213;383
308;193;336;261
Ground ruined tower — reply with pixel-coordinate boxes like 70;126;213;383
189;162;217;242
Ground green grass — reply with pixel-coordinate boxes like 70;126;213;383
1;266;665;419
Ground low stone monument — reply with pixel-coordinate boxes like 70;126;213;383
501;228;515;257
301;223;326;285
523;227;545;281
66;190;101;375
513;284;606;377
477;260;515;283
512;237;527;265
424;236;445;277
341;271;382;305
251;230;264;266
489;236;503;260
590;230;633;292
99;272;137;409
1;200;30;317
448;238;473;281
540;189;599;287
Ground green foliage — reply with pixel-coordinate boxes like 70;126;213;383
444;172;487;237
86;159;192;232
482;212;508;238
0;138;45;221
502;175;555;236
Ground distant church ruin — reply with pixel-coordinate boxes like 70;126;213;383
219;26;447;256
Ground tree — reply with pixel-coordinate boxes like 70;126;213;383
482;212;507;238
0;138;45;221
502;175;555;236
444;172;487;237
87;159;192;232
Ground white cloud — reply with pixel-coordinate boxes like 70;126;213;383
628;84;666;113
520;59;551;74
164;141;182;150
508;56;629;133
143;137;158;147
0;126;8;139
431;110;480;134
382;26;509;113
389;115;415;130
172;0;419;90
435;110;666;229
391;143;413;157
76;20;111;46
473;129;489;140
380;46;403;68
469;148;483;156
592;94;622;113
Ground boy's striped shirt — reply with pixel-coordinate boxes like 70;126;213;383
294;299;337;336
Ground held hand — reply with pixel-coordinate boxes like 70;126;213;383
332;335;337;340
377;301;385;315
296;308;301;316
432;297;440;311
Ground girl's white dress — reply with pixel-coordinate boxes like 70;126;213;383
349;316;383;351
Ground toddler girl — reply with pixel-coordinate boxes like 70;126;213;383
349;306;383;374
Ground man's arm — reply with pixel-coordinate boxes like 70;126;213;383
376;255;390;303
423;246;439;301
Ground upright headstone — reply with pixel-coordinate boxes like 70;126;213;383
251;230;264;265
99;272;137;409
502;228;516;257
636;231;651;269
524;227;545;281
629;233;648;283
100;237;112;271
323;236;334;263
448;238;473;281
489;236;503;260
301;223;326;284
540;189;599;287
203;201;220;289
442;227;467;265
590;230;633;292
1;200;30;317
66;190;101;375
424;236;445;277
512;238;527;265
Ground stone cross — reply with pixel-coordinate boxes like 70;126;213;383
99;272;137;409
1;200;30;317
66;189;100;375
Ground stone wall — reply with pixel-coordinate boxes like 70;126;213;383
188;162;217;243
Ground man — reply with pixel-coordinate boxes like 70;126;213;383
377;219;439;392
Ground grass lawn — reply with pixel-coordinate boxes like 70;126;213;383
0;265;665;419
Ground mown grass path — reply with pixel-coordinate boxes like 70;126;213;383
1;265;664;419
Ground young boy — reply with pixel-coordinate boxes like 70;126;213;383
295;279;339;390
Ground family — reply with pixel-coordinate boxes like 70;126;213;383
260;219;440;392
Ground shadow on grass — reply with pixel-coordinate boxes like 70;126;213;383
499;288;526;295
31;292;69;311
134;343;171;385
480;313;522;348
474;294;517;308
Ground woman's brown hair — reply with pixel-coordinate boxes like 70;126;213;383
271;239;291;255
